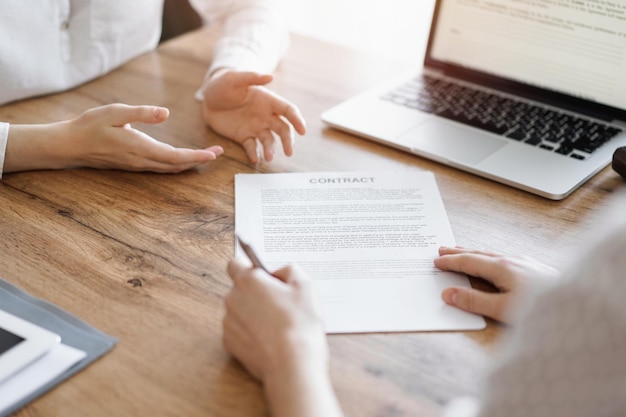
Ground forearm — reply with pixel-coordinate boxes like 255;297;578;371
4;122;73;173
3;104;218;175
265;362;344;417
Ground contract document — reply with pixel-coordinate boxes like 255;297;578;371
234;171;486;333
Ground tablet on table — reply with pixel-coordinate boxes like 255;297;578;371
0;310;61;383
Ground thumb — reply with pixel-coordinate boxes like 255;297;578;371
105;104;170;127
235;72;274;88
272;264;307;286
442;287;508;323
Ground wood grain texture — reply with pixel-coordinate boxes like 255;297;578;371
1;27;624;417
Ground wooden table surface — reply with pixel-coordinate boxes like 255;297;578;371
1;26;624;417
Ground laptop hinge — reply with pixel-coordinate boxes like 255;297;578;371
422;68;444;77
612;120;626;129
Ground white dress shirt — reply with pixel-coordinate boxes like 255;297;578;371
444;197;626;417
0;0;288;177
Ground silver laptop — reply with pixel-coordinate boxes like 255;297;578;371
322;0;626;200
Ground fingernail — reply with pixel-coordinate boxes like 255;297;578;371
444;289;458;305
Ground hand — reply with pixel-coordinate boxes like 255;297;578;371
223;259;327;382
201;70;306;163
434;247;560;324
224;260;344;417
5;104;224;174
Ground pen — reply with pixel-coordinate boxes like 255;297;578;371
235;234;272;275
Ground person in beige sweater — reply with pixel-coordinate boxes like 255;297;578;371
224;195;626;417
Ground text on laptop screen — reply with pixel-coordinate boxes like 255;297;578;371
431;0;626;111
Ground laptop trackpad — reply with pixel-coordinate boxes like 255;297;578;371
395;119;507;165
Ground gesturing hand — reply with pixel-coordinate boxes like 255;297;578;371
65;104;224;172
201;70;306;164
5;104;224;174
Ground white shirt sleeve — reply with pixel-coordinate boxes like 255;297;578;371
188;0;289;99
0;122;9;179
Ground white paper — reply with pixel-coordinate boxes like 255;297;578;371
235;171;486;333
0;343;87;411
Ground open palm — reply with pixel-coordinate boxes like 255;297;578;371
201;71;306;163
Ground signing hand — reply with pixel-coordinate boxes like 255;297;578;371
224;260;344;417
5;104;224;174
434;247;561;324
223;259;327;381
201;70;306;163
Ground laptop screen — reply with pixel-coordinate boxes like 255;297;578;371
426;0;626;114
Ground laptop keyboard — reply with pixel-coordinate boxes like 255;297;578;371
381;76;623;160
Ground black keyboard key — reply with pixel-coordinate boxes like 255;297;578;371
543;132;562;143
574;136;602;154
556;141;575;155
525;136;542;146
506;129;526;141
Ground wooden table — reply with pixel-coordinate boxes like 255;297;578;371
1;27;624;417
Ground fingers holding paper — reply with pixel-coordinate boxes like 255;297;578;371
434;246;561;324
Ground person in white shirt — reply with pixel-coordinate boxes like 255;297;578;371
222;195;626;417
0;0;305;178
